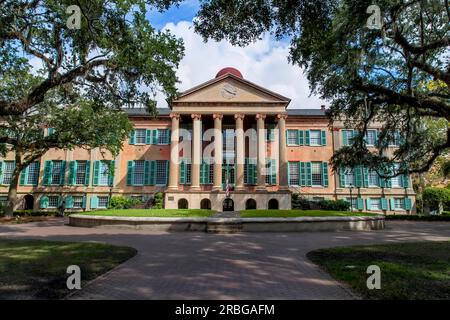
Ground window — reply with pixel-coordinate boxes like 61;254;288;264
158;129;170;145
391;164;402;187
97;196;109;208
73;196;84;208
48;196;59;208
51;161;63;185
365;130;377;146
26;162;40;185
287;130;298;145
311;162;323;186
0;196;7;207
135;129;146;144
370;198;381;210
342;130;355;146
346;197;357;210
309;130;321;146
312;197;325;202
223;129;235;158
155;160;167;185
288;162;299;185
368;170;379;187
133;160;145;185
75;161;87;185
342;167;355;187
394;198;405;210
2;161;15;184
98;161;110;186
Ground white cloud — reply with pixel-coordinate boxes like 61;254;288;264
156;20;326;109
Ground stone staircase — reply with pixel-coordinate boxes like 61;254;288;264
207;211;242;233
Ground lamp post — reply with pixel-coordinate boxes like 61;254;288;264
349;183;354;212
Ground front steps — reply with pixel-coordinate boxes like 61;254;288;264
206;220;243;233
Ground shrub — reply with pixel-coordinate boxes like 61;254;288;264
154;192;163;209
108;196;141;209
423;187;450;210
317;199;350;211
291;194;349;211
292;194;311;210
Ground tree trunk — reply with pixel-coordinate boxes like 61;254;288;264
4;167;21;217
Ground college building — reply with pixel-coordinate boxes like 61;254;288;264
0;68;416;213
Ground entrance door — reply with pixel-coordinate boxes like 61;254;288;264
24;194;34;210
223;198;234;211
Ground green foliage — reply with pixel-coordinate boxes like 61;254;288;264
108;196;141;209
194;0;450;175
154;192;164;209
422;187;450;209
317;199;350;211
291;194;349;211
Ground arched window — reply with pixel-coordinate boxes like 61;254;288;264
200;198;211;210
178;198;189;209
245;198;257;210
268;199;279;210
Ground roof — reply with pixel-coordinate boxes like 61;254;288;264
123;108;326;117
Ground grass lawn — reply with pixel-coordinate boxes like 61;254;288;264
78;209;214;217
0;239;137;299
307;241;450;300
240;210;379;218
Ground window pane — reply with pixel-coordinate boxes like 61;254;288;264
156;160;167;185
371;198;381;210
287;130;298;145
98;161;110;185
365;130;376;146
135;129;146;144
343;167;355;187
98;196;109;208
311;162;323;186
26;162;39;185
2;161;15;184
394;198;405;209
73;196;83;208
368;170;379;186
133;160;145;185
288;162;299;185
76;161;86;185
310;130;321;145
48;196;59;208
158;129;169;144
51;161;62;185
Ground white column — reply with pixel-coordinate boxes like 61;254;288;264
191;114;202;190
213;114;223;190
256;113;266;190
277;114;288;189
168;113;180;190
235;114;245;190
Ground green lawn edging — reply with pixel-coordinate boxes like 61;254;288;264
240;210;379;218
78;209;214;218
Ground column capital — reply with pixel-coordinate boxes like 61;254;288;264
170;113;180;120
276;114;288;120
234;113;245;120
255;113;266;120
213;113;223;120
191;114;202;120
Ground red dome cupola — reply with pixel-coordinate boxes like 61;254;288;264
215;67;243;79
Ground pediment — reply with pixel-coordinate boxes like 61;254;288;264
172;74;290;105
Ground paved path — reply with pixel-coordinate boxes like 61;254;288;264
1;219;449;299
212;211;240;218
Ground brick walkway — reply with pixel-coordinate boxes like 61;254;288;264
1;219;449;299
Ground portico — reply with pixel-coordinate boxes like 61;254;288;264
164;68;292;211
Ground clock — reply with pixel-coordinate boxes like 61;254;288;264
221;84;237;99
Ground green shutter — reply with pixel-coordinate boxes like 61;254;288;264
322;162;329;187
298;130;304;145
152;130;158;144
39;196;49;208
366;198;372;210
355;166;362;187
68;161;76;185
43;161;52;185
90;196;98;209
404;198;412;210
108;160;115;186
270;159;277;185
339;167;346;187
306;162;312;186
59;161;66;185
126;161;134;186
144;160;151;185
402;173;410;188
149;160;156;185
0;161;3;183
93;161;100;186
19;166;28;186
84;161;90;186
285;130;289;145
146;129;152;144
305;130;310;146
82;196;87;209
300;162;306;186
363;167;369;187
374;130;378;146
356;198;364;210
165;160;169;185
65;196;73;209
390;198;395;211
381;198;388;210
200;161;206;184
342;130;348;146
129;130;135;145
321;130;327;146
180;160;186;184
167;129;171;145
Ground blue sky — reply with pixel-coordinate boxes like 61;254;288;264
146;0;200;29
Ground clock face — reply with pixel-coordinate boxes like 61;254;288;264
221;84;237;99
